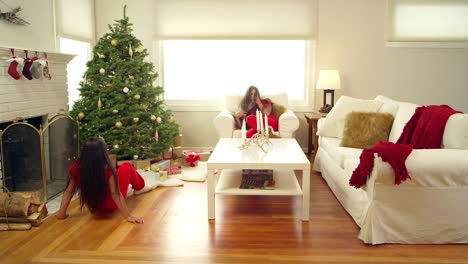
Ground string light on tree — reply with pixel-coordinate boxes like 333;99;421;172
113;144;119;149
112;109;119;114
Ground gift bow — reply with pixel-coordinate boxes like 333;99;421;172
185;152;200;167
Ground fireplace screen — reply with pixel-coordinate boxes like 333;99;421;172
1;114;79;202
43;116;79;199
1;123;43;195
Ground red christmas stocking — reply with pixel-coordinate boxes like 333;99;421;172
8;60;21;80
22;58;33;80
7;49;21;80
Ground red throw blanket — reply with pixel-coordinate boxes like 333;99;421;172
349;105;461;188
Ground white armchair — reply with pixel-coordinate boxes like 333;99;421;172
213;92;299;138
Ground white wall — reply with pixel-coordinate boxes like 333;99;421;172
95;0;468;150
316;0;468;112
0;0;56;52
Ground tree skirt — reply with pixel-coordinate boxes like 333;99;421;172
169;161;208;182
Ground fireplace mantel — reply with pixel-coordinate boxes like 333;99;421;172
0;45;75;123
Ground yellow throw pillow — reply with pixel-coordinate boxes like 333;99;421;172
341;112;394;149
272;103;286;117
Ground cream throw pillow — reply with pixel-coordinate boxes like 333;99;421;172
317;96;383;138
341;112;394;149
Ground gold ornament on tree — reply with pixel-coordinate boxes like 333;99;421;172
129;44;133;57
115;121;123;128
98;97;102;111
135;45;144;53
134;94;140;100
77;112;85;120
133;117;139;123
111;39;118;46
113;144;119;149
155;129;159;142
150;115;156;121
133;155;139;160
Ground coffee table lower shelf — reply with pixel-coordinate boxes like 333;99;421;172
215;169;302;196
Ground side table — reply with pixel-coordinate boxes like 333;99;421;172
304;113;325;159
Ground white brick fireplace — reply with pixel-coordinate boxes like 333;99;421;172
0;45;74;191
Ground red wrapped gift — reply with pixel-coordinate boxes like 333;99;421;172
184;151;200;167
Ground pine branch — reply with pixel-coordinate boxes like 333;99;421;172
0;6;29;26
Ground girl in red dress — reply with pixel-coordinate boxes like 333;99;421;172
234;86;279;138
56;137;146;223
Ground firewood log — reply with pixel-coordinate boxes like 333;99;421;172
0;216;29;223
14;191;42;205
0;193;31;217
0;223;32;231
27;203;48;227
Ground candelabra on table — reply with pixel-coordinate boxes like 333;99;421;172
238;109;272;153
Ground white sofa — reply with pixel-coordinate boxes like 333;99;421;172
213;92;299;138
313;95;468;244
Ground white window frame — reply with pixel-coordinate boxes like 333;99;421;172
57;37;92;109
153;39;316;112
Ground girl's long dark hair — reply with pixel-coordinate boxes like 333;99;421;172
78;137;118;213
240;86;261;112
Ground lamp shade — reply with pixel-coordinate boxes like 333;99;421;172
316;70;341;90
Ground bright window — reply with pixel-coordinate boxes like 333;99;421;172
59;38;91;108
161;40;309;105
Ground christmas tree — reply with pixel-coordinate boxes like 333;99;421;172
71;6;179;160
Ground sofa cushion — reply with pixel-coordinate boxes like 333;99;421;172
388;101;419;142
374;95;399;117
443;114;468;149
272;103;286;117
224;93;288;113
320;137;362;169
341;112;394;149
317;96;383;138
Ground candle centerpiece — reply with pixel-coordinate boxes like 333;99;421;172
238;110;272;153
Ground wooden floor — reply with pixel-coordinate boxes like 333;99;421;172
1;170;467;264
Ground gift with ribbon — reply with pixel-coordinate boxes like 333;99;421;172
184;151;200;167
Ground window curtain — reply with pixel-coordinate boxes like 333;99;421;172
388;0;468;42
55;0;95;42
153;0;317;39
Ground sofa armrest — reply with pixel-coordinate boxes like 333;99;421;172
278;109;299;138
213;111;235;138
371;149;468;187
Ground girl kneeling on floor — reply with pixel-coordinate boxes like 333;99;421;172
56;137;148;223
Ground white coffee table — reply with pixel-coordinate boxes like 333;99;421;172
207;138;310;221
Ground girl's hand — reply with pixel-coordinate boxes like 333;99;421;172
55;212;69;220
126;215;144;224
235;110;246;119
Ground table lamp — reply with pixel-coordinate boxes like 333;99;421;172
316;70;341;113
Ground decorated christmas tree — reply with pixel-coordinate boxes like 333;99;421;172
71;6;179;160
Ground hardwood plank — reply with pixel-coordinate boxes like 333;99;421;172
1;170;468;264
